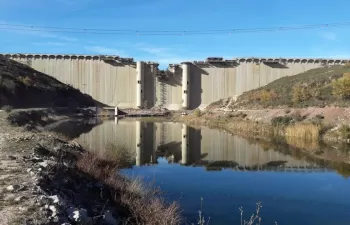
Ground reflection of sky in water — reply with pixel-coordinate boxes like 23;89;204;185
123;159;350;225
76;120;350;225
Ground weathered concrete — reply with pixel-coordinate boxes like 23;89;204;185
2;53;349;110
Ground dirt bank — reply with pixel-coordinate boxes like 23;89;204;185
0;110;181;225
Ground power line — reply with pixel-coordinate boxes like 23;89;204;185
0;22;349;36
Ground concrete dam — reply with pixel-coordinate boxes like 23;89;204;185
2;53;349;110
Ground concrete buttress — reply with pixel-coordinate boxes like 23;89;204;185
136;61;144;108
182;63;190;109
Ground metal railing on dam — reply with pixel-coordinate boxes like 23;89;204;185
2;53;349;110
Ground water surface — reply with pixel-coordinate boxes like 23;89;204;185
75;119;350;225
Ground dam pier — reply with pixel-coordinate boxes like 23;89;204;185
2;53;349;110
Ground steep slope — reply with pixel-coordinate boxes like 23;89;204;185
231;65;350;109
0;57;103;108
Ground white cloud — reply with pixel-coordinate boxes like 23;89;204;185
139;47;170;55
134;43;201;68
84;46;123;55
320;32;337;41
32;42;66;46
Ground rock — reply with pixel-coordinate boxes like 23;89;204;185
4;194;15;201
49;205;57;217
31;157;44;163
15;196;25;202
38;161;49;168
34;145;52;156
6;185;20;192
8;155;17;160
103;211;119;225
49;195;60;204
5;186;14;191
39;196;52;206
27;168;32;173
67;208;92;224
69;141;82;149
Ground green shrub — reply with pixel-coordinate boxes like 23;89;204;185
225;112;247;119
292;83;311;103
315;114;324;120
247;89;278;102
332;75;350;99
19;76;34;86
339;124;350;139
193;109;202;117
271;116;293;126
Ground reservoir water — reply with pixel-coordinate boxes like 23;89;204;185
75;119;350;225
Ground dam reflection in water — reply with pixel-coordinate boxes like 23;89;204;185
75;119;350;225
76;119;322;171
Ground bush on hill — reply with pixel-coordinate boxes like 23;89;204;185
231;65;350;109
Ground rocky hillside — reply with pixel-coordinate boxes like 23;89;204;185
0;57;103;108
230;64;350;109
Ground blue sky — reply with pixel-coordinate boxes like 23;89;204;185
1;0;350;68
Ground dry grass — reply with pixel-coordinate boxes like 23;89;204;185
102;142;135;168
285;136;320;151
122;195;182;225
76;151;182;225
285;123;321;143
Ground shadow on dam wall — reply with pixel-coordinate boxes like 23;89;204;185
189;66;208;109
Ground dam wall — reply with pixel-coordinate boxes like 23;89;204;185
2;53;349;110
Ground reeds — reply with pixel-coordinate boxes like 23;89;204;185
285;123;321;143
76;149;182;225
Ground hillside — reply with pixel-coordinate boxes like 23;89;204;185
231;64;350;109
0;57;103;108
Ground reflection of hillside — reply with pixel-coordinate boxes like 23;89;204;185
243;136;350;176
47;118;102;139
